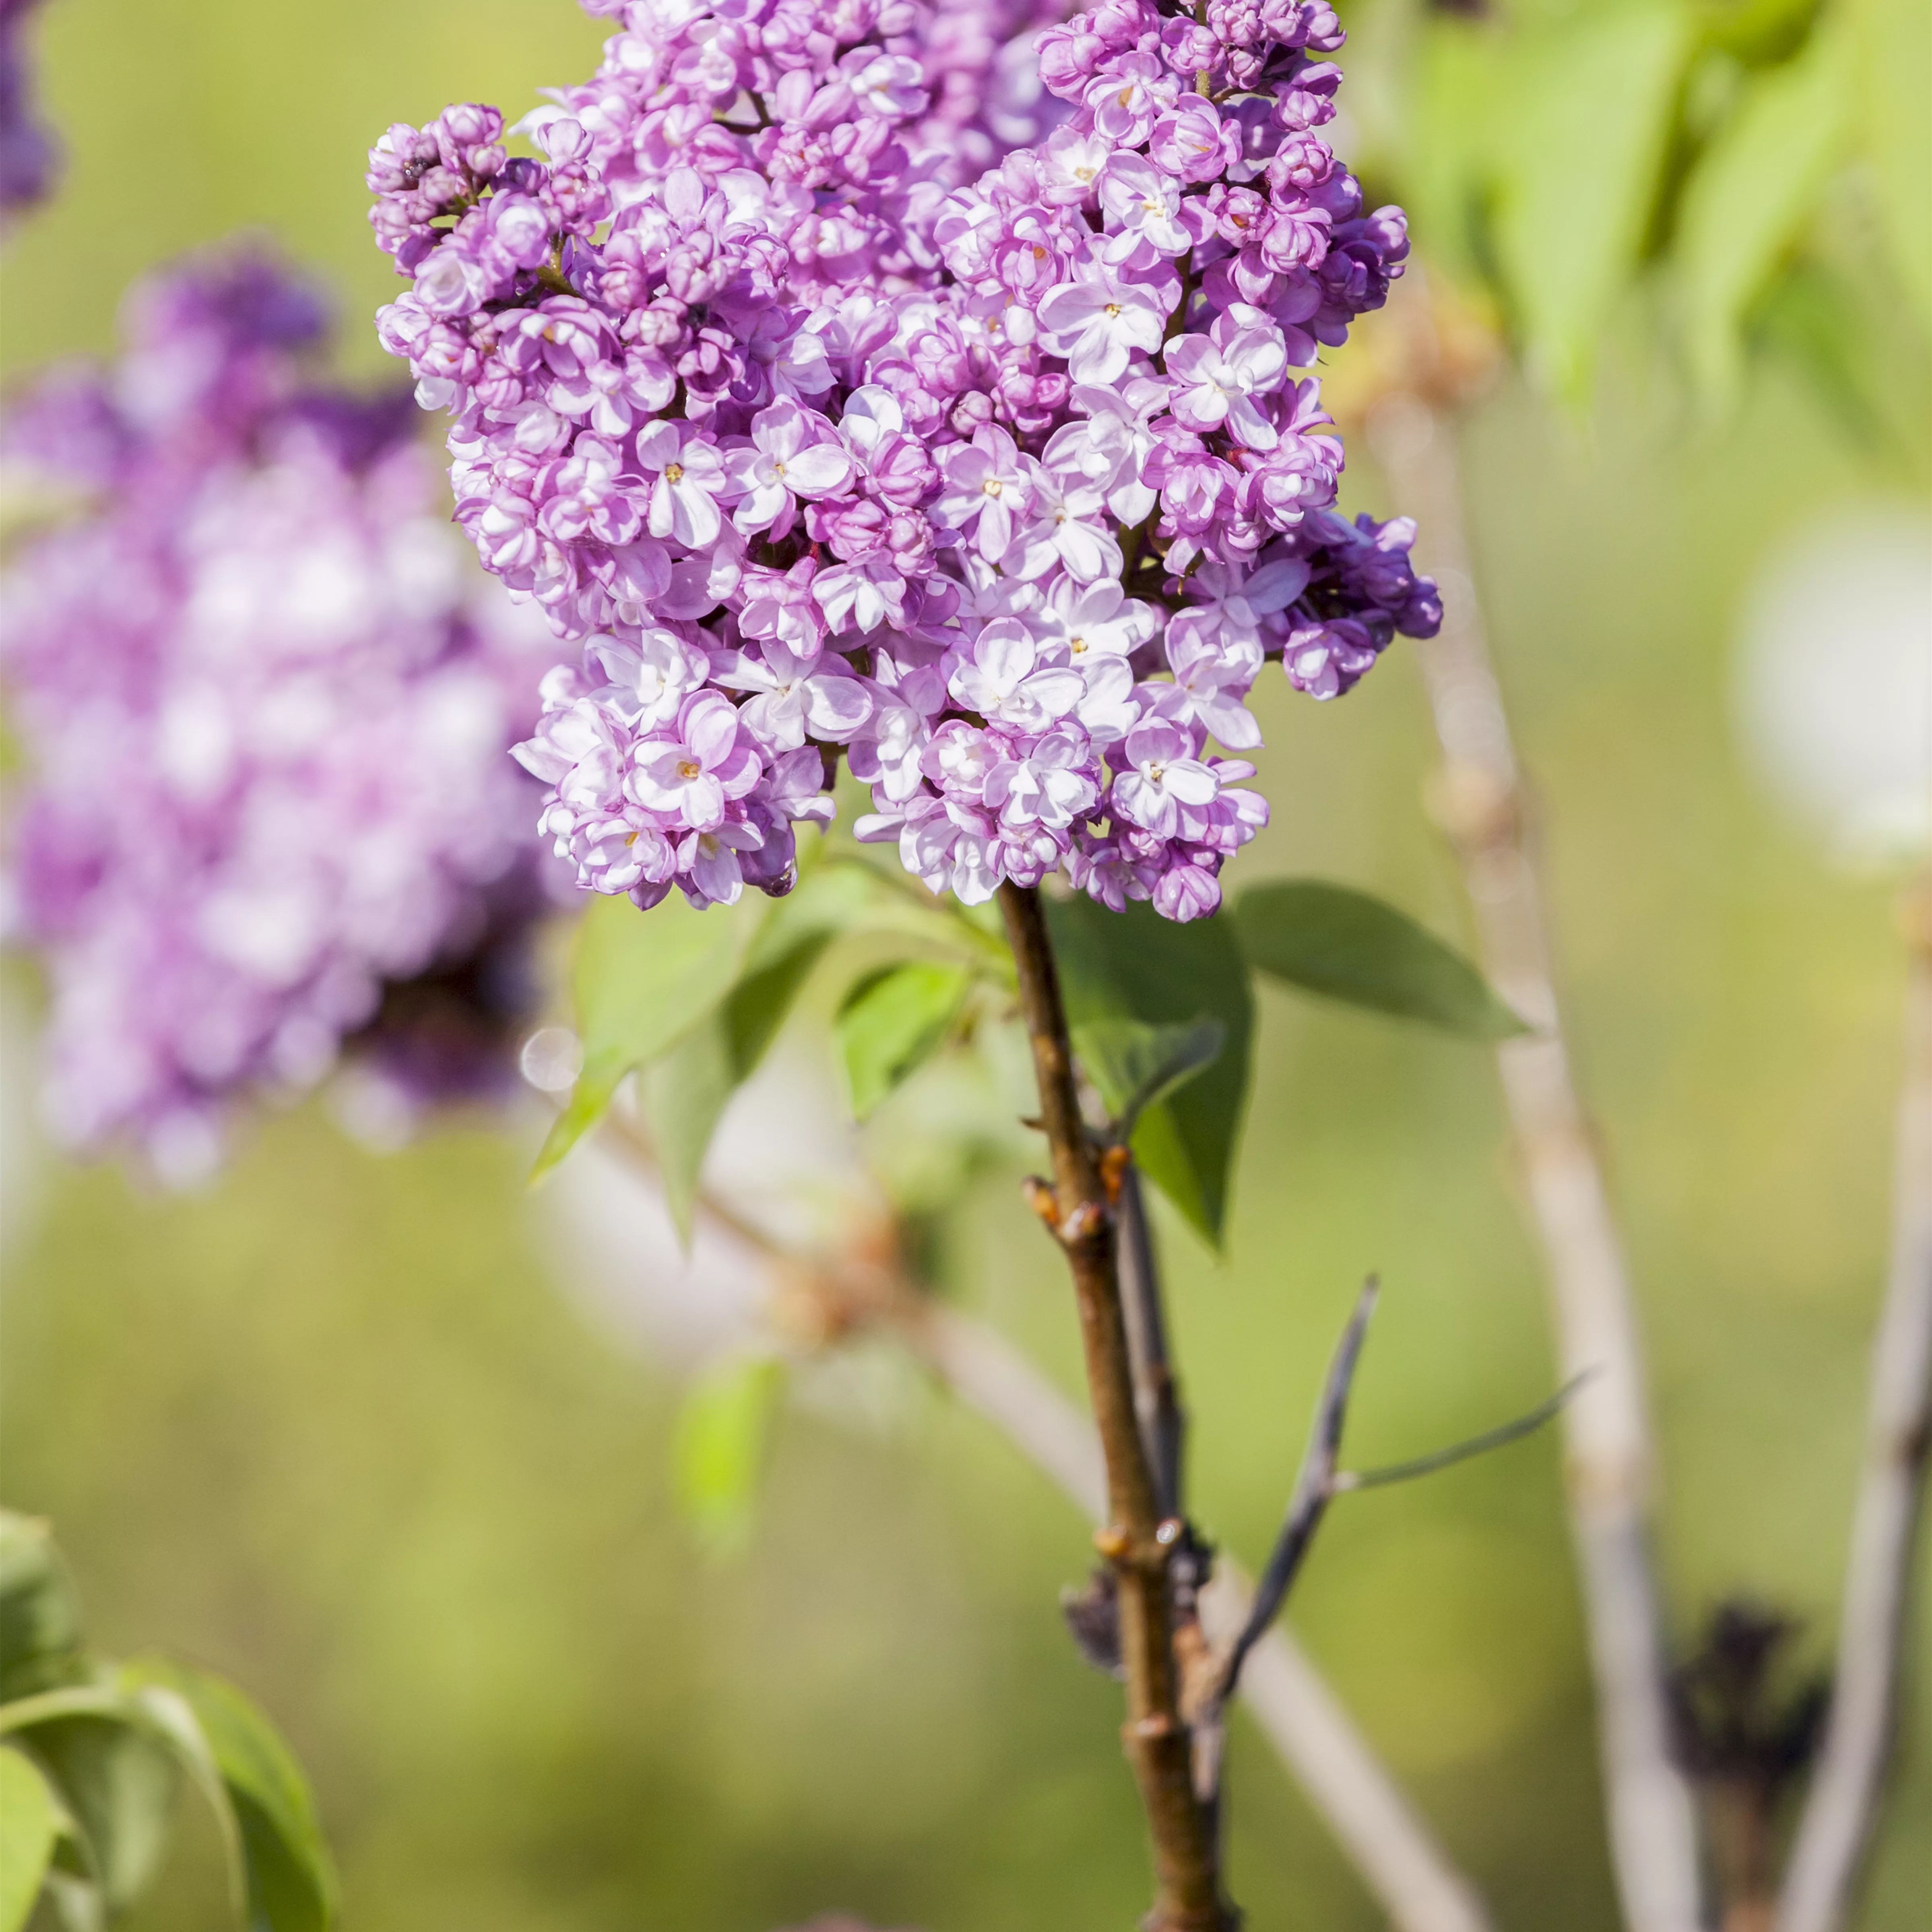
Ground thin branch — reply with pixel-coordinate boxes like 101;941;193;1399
1365;275;1704;1932
1117;1162;1186;1519
1212;1292;1583;1715
1777;886;1932;1932
580;1096;1497;1931
996;880;1232;1932
1339;1373;1591;1493
1214;1280;1379;1709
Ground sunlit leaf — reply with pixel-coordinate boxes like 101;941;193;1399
1493;0;1693;400
1074;1017;1226;1140
534;891;763;1181
1046;898;1253;1247
0;1514;83;1702
673;1356;788;1556
836;962;973;1120
1234;881;1525;1038
1676;25;1851;407
123;1661;335;1932
0;1746;60;1932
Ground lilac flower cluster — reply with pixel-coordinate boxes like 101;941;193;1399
369;0;1440;923
0;0;58;217
2;251;566;1181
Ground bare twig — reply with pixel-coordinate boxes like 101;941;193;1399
1340;1374;1592;1493
996;880;1232;1932
1213;1280;1379;1709
1364;282;1704;1932
1777;885;1932;1932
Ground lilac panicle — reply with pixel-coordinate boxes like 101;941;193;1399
368;0;1439;925
0;0;58;218
2;248;570;1182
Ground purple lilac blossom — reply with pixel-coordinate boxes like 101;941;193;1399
0;0;57;218
368;0;1440;926
1;249;568;1182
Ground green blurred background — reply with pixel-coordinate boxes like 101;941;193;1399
1;1;1926;1927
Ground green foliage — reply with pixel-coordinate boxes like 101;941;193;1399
1234;882;1524;1040
0;1747;61;1932
546;855;1003;1221
836;962;975;1120
673;1356;788;1556
17;1712;178;1916
122;1662;335;1932
1492;0;1695;402
0;1513;334;1932
1072;1018;1226;1140
1046;899;1253;1246
1674;21;1852;407
0;1517;82;1702
534;891;758;1181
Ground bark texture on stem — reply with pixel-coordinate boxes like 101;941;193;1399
1366;363;1703;1932
1777;888;1932;1932
996;879;1232;1932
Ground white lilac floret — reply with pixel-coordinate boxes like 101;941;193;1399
1;249;568;1181
367;0;1441;924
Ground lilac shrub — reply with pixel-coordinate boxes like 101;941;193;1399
368;0;1440;925
1;250;566;1181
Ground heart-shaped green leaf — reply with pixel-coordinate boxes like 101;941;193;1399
836;961;974;1120
1234;881;1525;1039
1046;898;1253;1247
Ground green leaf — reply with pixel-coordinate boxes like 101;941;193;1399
0;1515;84;1702
637;1021;739;1245
1234;881;1525;1039
122;1662;335;1932
1676;25;1852;408
535;890;764;1181
1492;0;1694;401
0;1746;60;1932
673;1356;788;1556
1073;1017;1226;1140
835;962;973;1120
1045;898;1253;1247
12;1713;178;1913
640;862;902;1237
1855;0;1932;327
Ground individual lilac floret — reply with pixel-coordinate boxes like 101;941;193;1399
1;248;569;1182
0;0;58;219
368;0;1439;925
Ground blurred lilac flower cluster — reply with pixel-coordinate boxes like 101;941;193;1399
0;0;57;217
2;250;567;1181
369;0;1439;923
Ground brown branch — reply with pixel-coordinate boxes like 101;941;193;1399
1364;277;1704;1932
581;1099;1495;1932
996;879;1232;1932
1777;883;1932;1932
